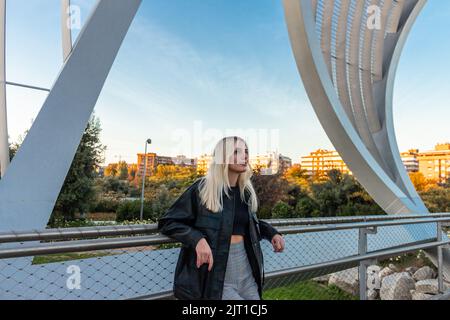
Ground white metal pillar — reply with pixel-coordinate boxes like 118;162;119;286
0;0;142;231
0;0;8;178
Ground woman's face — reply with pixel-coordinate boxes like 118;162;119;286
228;142;249;174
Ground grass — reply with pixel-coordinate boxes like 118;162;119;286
262;280;358;300
32;251;114;265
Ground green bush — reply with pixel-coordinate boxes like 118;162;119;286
272;201;294;219
102;177;130;195
116;200;152;222
47;218;113;229
90;198;120;213
257;205;273;219
294;197;320;218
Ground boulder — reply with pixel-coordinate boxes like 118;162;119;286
405;267;419;275
329;267;359;296
388;264;400;272
367;265;381;274
367;268;381;290
413;266;436;281
367;289;378;300
415;279;439;294
379;267;395;280
410;290;433;300
380;272;415;300
312;274;331;284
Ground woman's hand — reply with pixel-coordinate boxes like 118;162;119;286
195;238;214;271
271;234;285;253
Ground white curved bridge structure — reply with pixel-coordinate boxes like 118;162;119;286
283;0;450;275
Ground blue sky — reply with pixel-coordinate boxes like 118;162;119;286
5;0;450;165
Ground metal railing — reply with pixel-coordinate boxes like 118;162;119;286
0;213;449;300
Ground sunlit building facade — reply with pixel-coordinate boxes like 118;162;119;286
250;153;292;175
196;154;213;176
400;149;419;173
137;153;196;177
300;149;351;176
418;143;450;183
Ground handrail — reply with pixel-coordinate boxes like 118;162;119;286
133;238;450;300
269;212;450;227
0;224;158;243
0;214;448;259
0;213;449;244
0;213;449;300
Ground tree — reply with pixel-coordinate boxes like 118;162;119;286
50;115;106;222
9;143;18;161
128;163;138;182
284;165;309;190
9;130;28;162
149;184;176;221
104;163;118;177
310;169;383;217
272;201;294;219
251;173;290;219
295;196;320;218
420;187;450;213
409;172;437;192
101;176;129;195
118;161;129;180
0;132;27;178
149;165;197;188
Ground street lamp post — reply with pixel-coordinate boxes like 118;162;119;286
140;138;152;221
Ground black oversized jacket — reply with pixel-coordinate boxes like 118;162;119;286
157;178;281;300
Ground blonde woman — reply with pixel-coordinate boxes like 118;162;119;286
158;136;285;300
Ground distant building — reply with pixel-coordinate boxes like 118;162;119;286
401;149;419;173
279;155;293;173
137;153;157;177
137;153;196;177
418;143;450;183
173;155;197;167
195;152;291;176
300;149;350;176
250;152;292;175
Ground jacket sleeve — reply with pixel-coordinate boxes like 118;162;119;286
157;181;205;249
259;220;282;242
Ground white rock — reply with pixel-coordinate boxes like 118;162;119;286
380;272;415;300
389;264;400;272
367;289;378;300
367;271;381;290
415;279;439;294
379;267;395;280
413;266;436;281
367;265;381;274
405;267;419;275
329;267;359;296
444;280;450;290
410;290;433;300
312;274;331;284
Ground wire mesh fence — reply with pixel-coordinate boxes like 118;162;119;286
0;214;450;300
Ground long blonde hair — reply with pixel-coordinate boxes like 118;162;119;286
199;137;258;213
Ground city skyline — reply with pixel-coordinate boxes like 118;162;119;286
103;141;450;167
4;0;450;165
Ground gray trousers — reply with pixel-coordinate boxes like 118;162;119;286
221;241;260;300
